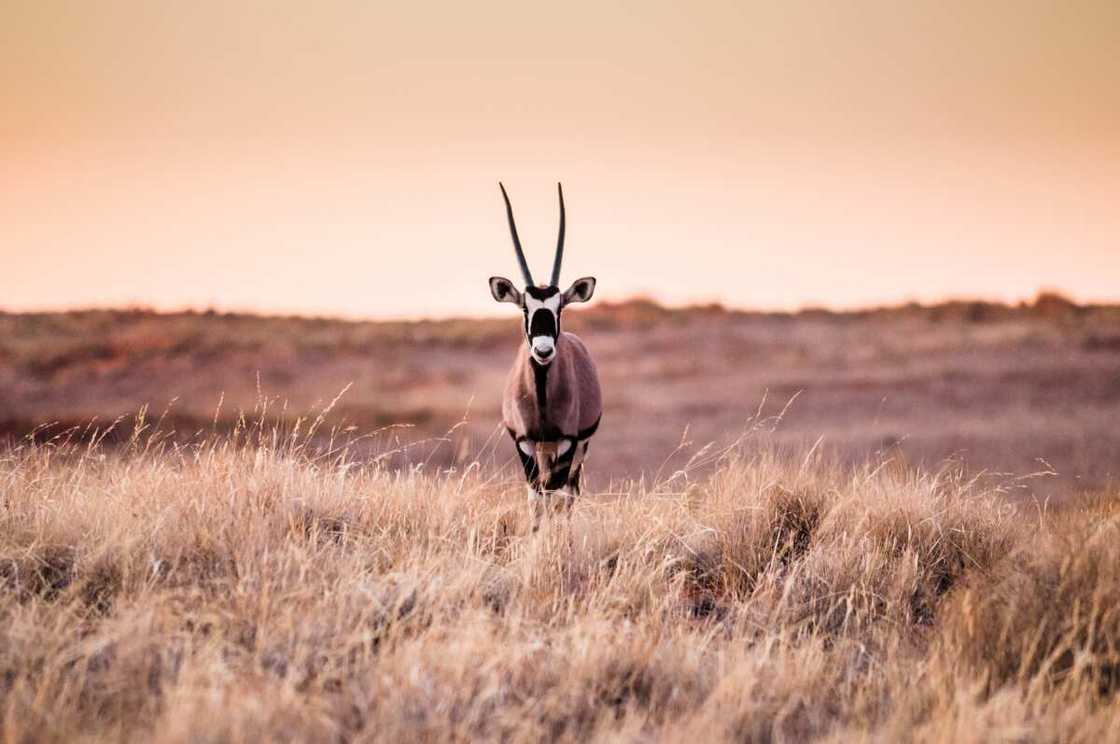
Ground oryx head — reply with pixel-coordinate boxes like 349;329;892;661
489;183;596;366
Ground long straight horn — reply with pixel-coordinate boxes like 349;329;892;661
498;182;534;286
550;182;566;287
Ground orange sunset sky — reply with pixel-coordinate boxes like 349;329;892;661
2;1;1117;319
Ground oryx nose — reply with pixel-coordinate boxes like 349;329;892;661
534;344;554;358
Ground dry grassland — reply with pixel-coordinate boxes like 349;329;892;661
2;414;1119;742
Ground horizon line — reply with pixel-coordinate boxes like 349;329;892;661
1;288;1115;324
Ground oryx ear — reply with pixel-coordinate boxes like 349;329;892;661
562;277;596;305
489;276;521;305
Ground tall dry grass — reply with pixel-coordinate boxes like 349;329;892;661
1;414;1118;742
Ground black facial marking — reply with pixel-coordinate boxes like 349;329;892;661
529;308;557;338
523;286;562;342
525;286;560;301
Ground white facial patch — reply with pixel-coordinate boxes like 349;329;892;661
531;336;555;355
557;440;572;457
524;294;562;316
518;440;535;457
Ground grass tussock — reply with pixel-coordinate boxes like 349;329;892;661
0;421;1118;742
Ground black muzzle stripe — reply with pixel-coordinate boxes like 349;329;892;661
529;310;557;338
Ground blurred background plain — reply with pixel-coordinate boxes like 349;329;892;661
2;1;1118;494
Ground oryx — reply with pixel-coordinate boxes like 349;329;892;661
489;182;602;518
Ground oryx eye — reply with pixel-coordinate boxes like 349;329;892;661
518;440;534;456
557;440;572;457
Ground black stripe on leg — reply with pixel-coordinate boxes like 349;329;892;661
544;437;577;491
508;429;540;486
544;464;572;492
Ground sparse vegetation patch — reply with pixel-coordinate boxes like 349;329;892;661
1;422;1117;742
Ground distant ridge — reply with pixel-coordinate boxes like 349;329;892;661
2;290;1116;326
